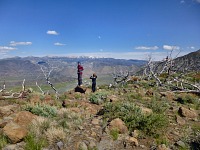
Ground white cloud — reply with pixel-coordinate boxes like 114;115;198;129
47;30;59;35
190;46;195;49
54;42;66;46
195;0;200;3
163;45;180;50
10;41;32;46
180;0;185;4
0;46;17;52
135;46;159;50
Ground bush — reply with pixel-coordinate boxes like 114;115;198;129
89;92;108;105
23;103;57;117
0;133;8;150
57;108;83;130
110;128;119;140
24;133;47;150
148;99;169;113
103;101;168;136
45;127;66;146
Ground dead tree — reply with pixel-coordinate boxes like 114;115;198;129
112;70;129;87
37;61;59;99
0;80;6;92
142;49;200;93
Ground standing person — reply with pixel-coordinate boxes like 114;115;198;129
90;73;97;92
77;62;84;86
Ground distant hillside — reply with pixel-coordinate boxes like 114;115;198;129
174;49;200;72
0;56;146;86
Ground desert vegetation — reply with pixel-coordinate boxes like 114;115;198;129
0;51;200;150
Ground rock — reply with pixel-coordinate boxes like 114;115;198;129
108;95;118;102
131;130;139;138
3;111;36;143
75;85;87;93
0;116;13;128
160;91;175;101
175;140;186;148
0;105;19;117
3;122;27;143
78;142;88;150
109;118;128;134
89;141;96;149
57;141;64;150
178;107;198;119
14;111;36;128
140;106;153;115
91;118;99;125
2;144;17;150
3;141;26;150
157;144;170;150
127;137;139;147
142;97;151;101
176;115;185;125
29;94;40;103
146;89;154;96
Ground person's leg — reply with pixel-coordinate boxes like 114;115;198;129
78;73;81;86
92;83;96;92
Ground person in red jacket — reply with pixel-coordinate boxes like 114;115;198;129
77;62;84;86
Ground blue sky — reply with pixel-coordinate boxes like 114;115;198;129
0;0;200;60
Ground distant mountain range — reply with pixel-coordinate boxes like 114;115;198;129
0;56;147;86
0;50;199;87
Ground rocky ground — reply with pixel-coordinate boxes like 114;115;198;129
0;79;200;150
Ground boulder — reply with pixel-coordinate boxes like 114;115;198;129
160;91;175;101
3;122;27;143
176;115;186;125
75;85;87;93
14;111;36;128
0;105;19;117
3;111;36;143
109;118;128;134
178;107;198;119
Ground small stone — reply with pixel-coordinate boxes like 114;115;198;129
128;137;139;147
158;144;170;150
91;118;99;125
57;141;64;150
89;141;96;149
131;130;139;138
176;140;185;148
79;142;88;150
176;115;185;125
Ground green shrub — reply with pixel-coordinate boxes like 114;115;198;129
148;99;169;113
110;128;119;140
0;133;8;149
24;133;47;150
103;101;168;136
89;92;108;105
138;113;168;136
23;103;57;117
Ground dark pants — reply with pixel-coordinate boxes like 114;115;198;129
78;73;82;86
92;83;96;92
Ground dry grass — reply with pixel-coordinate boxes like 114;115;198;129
45;127;66;146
